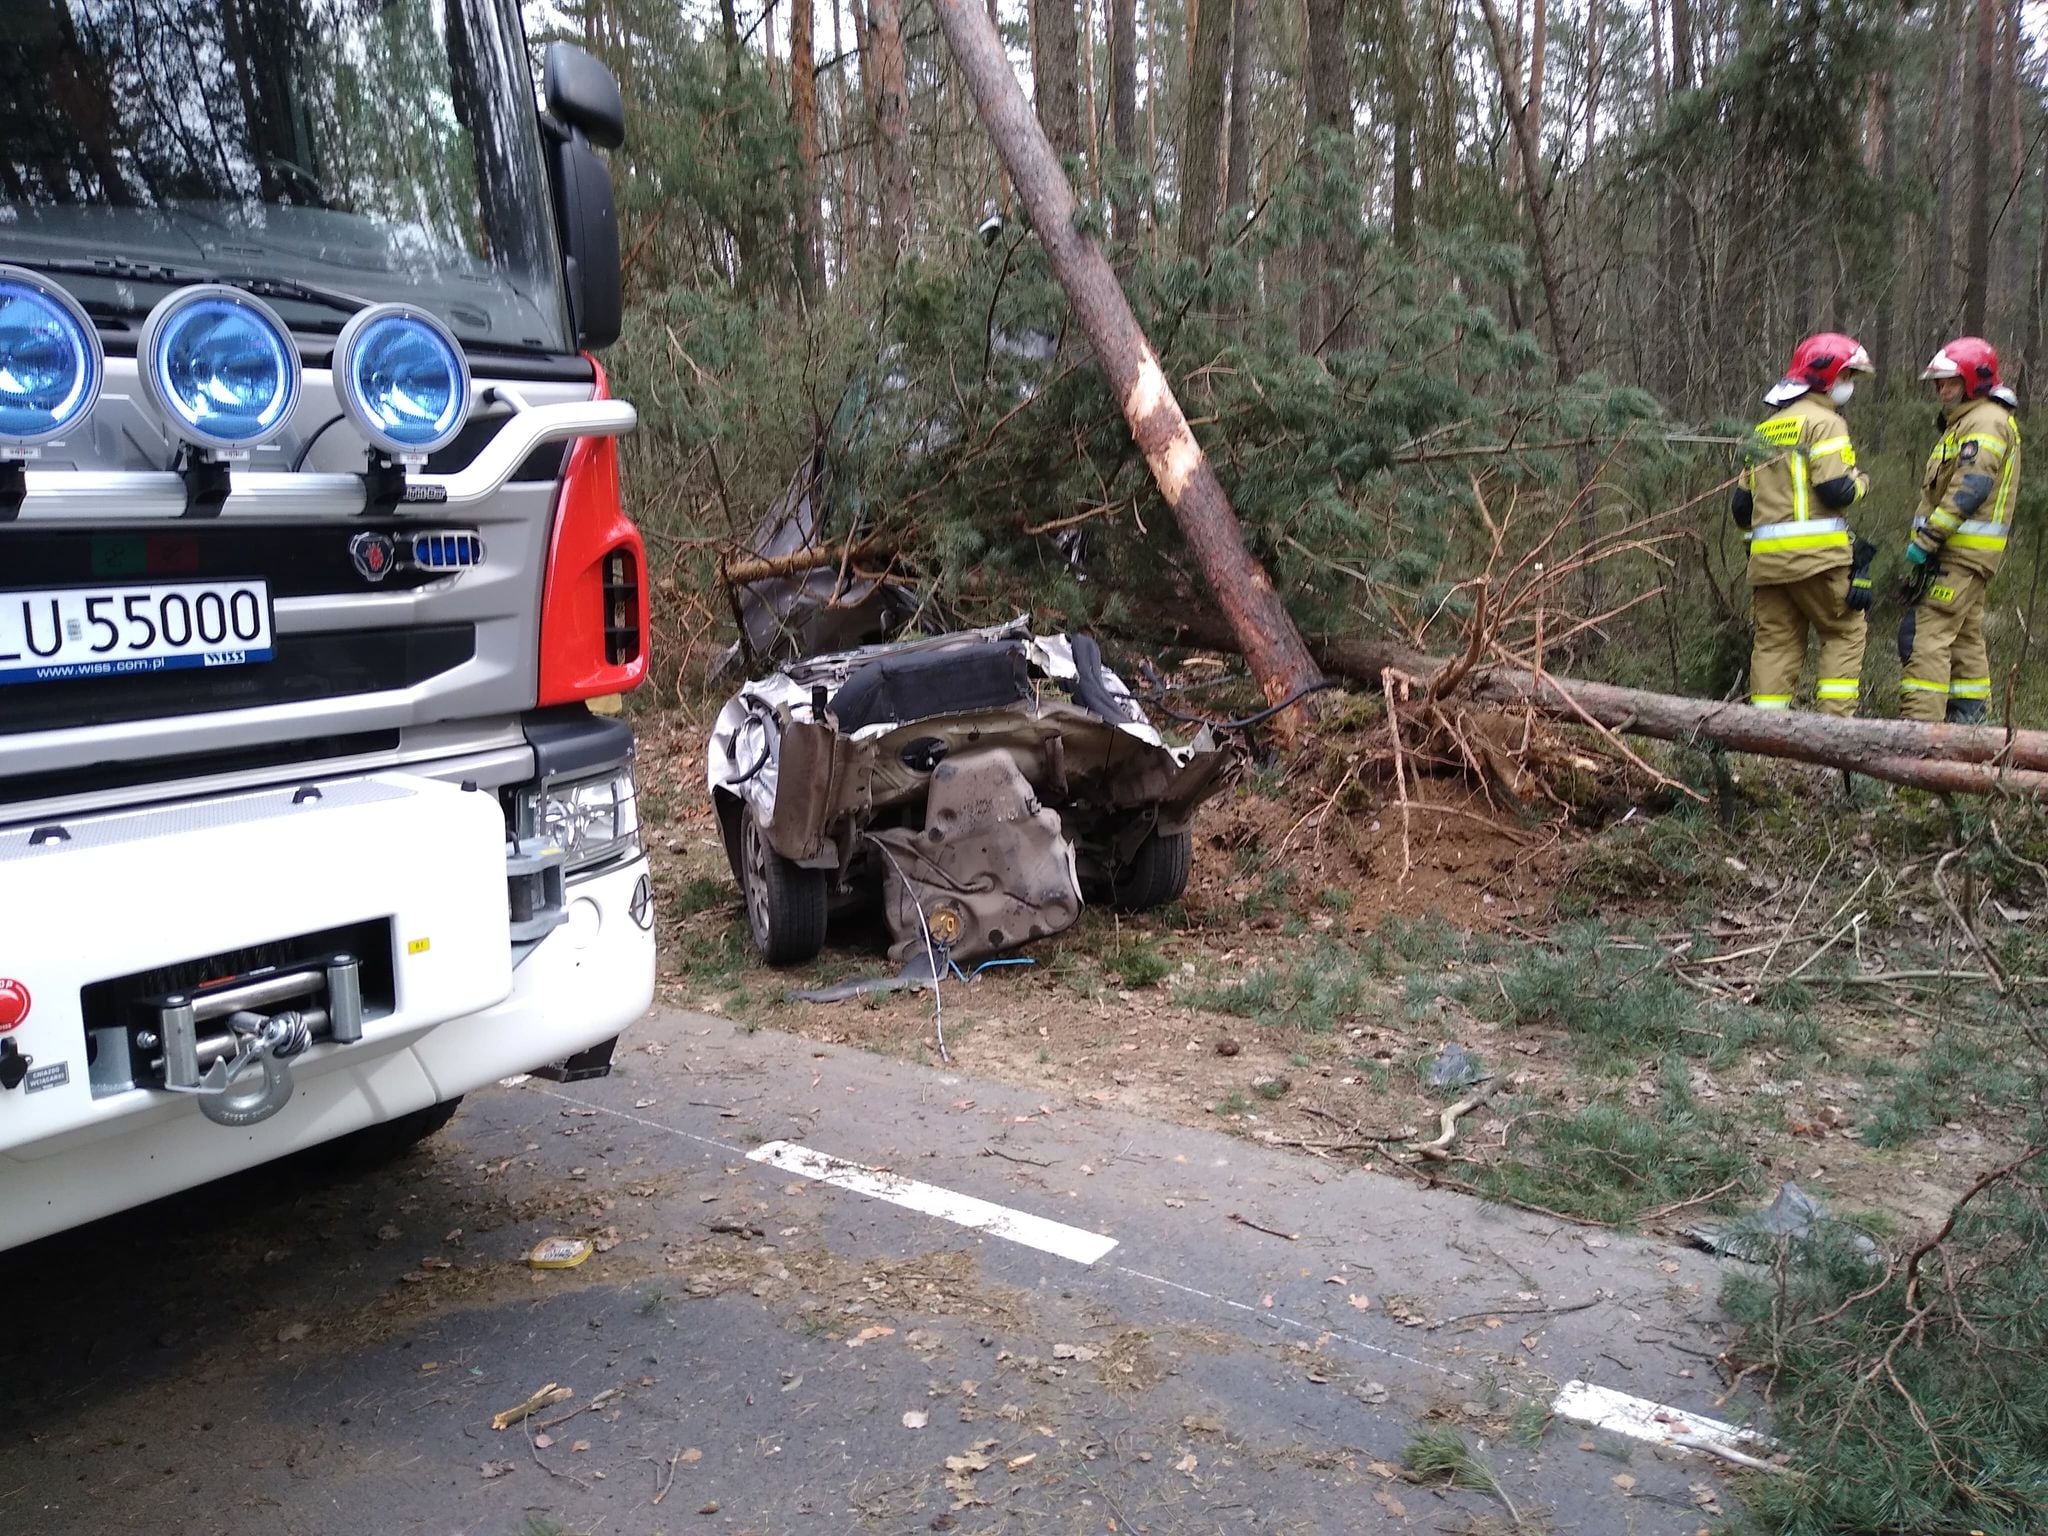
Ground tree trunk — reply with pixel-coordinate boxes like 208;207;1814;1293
1032;0;1084;157
790;0;825;295
1656;0;1692;405
1224;0;1258;216
1300;0;1357;352
2021;136;2048;403
1082;0;1102;200
1179;0;1231;257
870;0;913;254
1478;0;1572;379
1109;0;1139;240
1154;619;2048;796
1961;0;1994;333
929;0;1325;714
1389;0;1415;247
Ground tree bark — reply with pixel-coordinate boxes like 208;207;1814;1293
1299;0;1357;352
1224;0;1258;216
1961;0;1994;333
790;0;826;295
1032;0;1084;158
1179;0;1231;257
1478;0;1572;380
1082;0;1102;200
2021;133;2048;403
870;0;913;254
1154;618;2048;796
1656;0;1692;404
929;0;1325;714
1109;0;1139;240
1388;0;1415;247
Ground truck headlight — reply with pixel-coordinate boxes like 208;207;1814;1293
531;766;641;875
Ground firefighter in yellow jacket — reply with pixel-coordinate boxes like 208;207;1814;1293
1733;333;1876;715
1898;337;2023;724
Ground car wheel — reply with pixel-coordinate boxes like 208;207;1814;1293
1110;827;1192;912
741;815;829;965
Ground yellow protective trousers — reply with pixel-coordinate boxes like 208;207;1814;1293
1749;568;1866;718
1899;567;1991;722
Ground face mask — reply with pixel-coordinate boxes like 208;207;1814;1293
1830;380;1855;405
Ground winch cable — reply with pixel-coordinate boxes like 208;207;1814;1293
863;835;949;1065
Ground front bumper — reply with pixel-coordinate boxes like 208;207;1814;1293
0;771;654;1252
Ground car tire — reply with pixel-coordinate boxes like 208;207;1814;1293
741;815;828;965
324;1097;464;1174
1110;827;1192;912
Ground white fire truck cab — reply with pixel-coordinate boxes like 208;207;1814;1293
0;3;655;1251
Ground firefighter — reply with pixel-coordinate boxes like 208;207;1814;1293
1733;333;1876;716
1898;337;2023;724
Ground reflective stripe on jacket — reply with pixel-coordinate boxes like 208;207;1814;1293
1912;397;2022;580
1741;393;1864;586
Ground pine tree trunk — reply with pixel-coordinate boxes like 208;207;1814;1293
1300;0;1357;352
1082;0;1102;200
870;0;914;253
1109;0;1138;240
1032;0;1084;157
928;0;1326;716
790;0;826;295
1961;0;1994;333
1478;0;1572;380
1224;0;1258;215
1389;0;1415;246
1179;0;1231;257
1656;0;1692;405
2021;140;2048;402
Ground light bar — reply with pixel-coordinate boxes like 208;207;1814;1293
333;303;472;459
0;263;103;451
138;284;301;452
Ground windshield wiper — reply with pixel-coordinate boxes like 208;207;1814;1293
18;257;371;318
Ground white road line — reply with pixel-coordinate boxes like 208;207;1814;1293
1551;1380;1771;1457
747;1140;1120;1266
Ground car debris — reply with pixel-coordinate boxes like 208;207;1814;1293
708;617;1228;968
1686;1180;1882;1264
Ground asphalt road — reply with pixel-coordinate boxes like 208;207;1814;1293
2;1010;1753;1535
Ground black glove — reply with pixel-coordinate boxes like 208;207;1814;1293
1900;560;1934;607
1846;537;1876;612
1897;606;1916;665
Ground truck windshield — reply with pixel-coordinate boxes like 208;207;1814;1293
0;0;570;354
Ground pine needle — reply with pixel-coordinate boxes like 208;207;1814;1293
1403;1427;1523;1527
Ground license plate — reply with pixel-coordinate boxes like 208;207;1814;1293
0;580;274;687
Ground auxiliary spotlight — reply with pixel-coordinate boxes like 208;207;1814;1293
138;284;302;454
0;263;103;451
332;303;472;462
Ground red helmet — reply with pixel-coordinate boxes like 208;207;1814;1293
1921;337;2001;398
1784;333;1874;393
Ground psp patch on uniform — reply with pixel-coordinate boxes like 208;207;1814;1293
25;1061;68;1093
1960;441;1980;463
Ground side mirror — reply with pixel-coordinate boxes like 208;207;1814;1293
541;43;624;351
545;42;625;151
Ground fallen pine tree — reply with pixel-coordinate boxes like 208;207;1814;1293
1147;613;2048;799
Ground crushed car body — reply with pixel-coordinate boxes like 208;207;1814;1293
708;620;1228;967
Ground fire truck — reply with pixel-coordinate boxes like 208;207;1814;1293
0;3;653;1250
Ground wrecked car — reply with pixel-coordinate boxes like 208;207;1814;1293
707;620;1228;967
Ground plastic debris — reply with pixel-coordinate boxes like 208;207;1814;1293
1426;1042;1481;1089
527;1236;595;1269
1687;1181;1882;1264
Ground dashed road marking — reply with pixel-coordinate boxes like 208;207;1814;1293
747;1139;1120;1266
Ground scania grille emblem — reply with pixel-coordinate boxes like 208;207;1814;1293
350;531;398;583
411;531;485;571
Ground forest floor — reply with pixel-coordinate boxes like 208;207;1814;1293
635;696;2042;1250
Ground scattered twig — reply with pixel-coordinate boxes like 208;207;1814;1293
1429;1296;1604;1331
529;1425;592;1491
1667;1433;1791;1475
981;1146;1056;1167
1227;1211;1300;1241
650;1444;687;1505
1382;668;1415;884
1634;1179;1744;1225
1410;1077;1507;1161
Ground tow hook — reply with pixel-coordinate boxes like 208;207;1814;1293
162;1011;314;1126
0;1039;28;1092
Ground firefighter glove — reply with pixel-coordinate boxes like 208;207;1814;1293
1846;537;1877;612
1897;606;1917;665
1900;546;1934;606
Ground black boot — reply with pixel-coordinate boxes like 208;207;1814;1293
1946;698;1988;726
